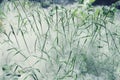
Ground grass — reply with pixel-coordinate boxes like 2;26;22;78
0;0;120;80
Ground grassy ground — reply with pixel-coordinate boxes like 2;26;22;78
0;0;120;80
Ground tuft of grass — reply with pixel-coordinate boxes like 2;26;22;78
0;0;120;80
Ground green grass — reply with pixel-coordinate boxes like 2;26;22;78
0;0;120;80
